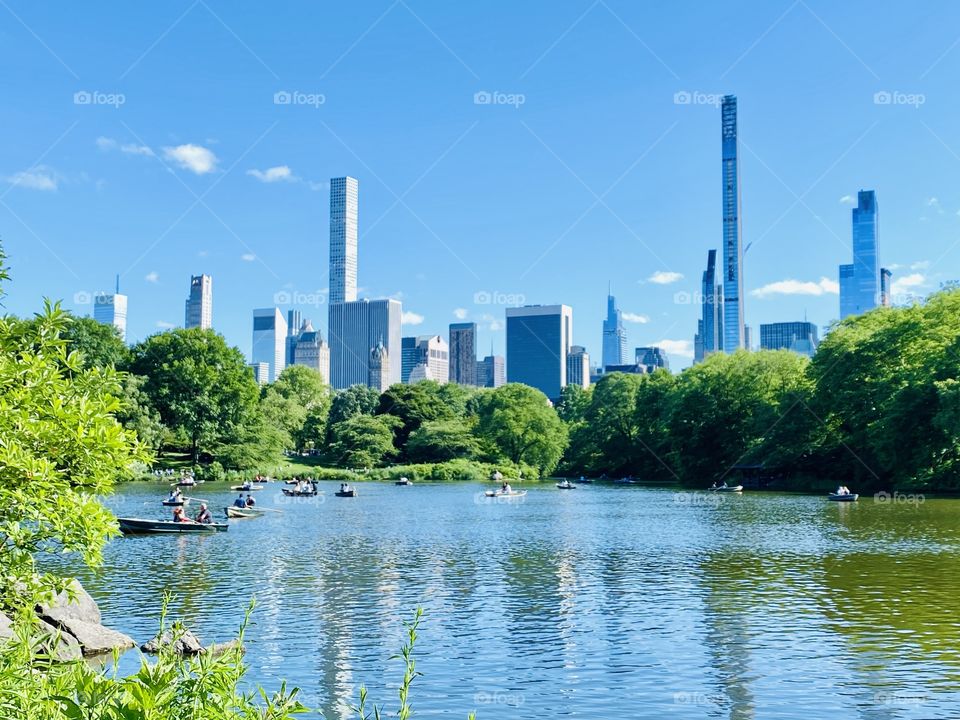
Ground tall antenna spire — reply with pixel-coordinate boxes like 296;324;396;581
115;274;120;294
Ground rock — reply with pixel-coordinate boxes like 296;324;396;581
36;580;101;626
37;619;82;662
0;612;13;641
53;617;135;657
141;626;204;655
205;639;244;657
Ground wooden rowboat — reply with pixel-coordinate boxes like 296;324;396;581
708;485;744;493
828;493;859;502
161;498;188;507
224;507;263;519
335;489;357;498
281;488;318;497
484;490;527;499
118;517;228;534
231;485;264;492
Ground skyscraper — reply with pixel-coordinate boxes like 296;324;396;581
505;304;573;401
694;249;723;362
328;298;402;389
93;276;127;341
286;309;302;365
252;308;287;382
184;274;213;330
248;362;270;386
448;322;477;385
566;345;590;388
402;335;449;384
721;95;745;351
839;190;881;319
602;290;627;369
476;354;505;388
329;176;358;305
880;267;893;307
369;341;390;392
292;320;330;384
636;346;669;373
760;322;819;357
401;336;419;383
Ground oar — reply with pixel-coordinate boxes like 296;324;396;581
255;507;283;514
184;496;210;503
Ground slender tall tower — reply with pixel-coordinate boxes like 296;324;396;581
184;274;213;330
601;289;627;369
329;177;358;305
839;190;881;318
721;95;745;352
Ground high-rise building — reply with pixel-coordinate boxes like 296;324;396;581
448;322;477;385
292;320;330;384
839;190;881;319
401;336;419;383
402;335;449;384
329;176;358;305
369;341;390;392
760;321;819;358
93;277;128;341
328;298;402;389
249;362;270;386
286;309;302;365
602;291;627;369
252;308;287;382
184;274;213;330
476;355;505;388
566;345;590;388
721;95;745;351
505;304;573;401
636;346;669;373
694;249;723;362
880;267;893;307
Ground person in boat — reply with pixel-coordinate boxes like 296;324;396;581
245;494;256;508
233;493;246;508
309;480;317;493
503;483;513;494
836;485;848;496
172;506;191;523
195;503;212;524
710;481;719;489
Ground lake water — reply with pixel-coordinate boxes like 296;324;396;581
67;481;960;719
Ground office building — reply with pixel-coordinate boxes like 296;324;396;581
252;308;287;382
184;274;213;330
292;320;330;384
881;267;893;307
286;309;302;365
721;95;745;351
249;362;270;386
448;322;477;385
328;298;402;389
694;249;723;362
401;335;449;384
369;341;390;392
602;291;627;369
636;346;669;373
476;355;505;388
839;190;882;319
401;336;419;383
759;322;819;358
567;345;590;388
329;176;358;305
93;277;128;341
505;304;573;400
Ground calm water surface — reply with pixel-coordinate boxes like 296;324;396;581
67;481;960;719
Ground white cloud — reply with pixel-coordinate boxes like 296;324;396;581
401;311;424;326
752;277;839;298
96;136;117;151
156;320;176;329
840;195;855;205
3;166;59;191
480;313;503;331
163;144;218;174
891;273;925;296
648;271;684;285
247;165;295;183
658;339;694;358
927;197;944;214
240;253;256;262
97;136;154;156
145;271;159;283
622;312;650;324
453;308;468;320
911;260;930;270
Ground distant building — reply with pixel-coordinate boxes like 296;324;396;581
184;274;213;330
880;267;893;307
292;320;330;384
252;308;288;382
369;340;390;392
448;322;477;385
694;249;723;362
329;176;358;305
566;345;590;388
286;309;302;365
602;363;647;375
759;321;819;358
476;355;505;388
93;287;128;342
602;291;627;369
401;335;449;384
408;362;435;383
636;346;669;373
506;304;573;400
839;190;881;318
744;325;753;351
328;298;402;389
721;95;745;351
401;336;419;383
249;362;270;385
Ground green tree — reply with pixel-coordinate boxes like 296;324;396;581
127;329;261;463
62;314;130;369
377;381;456;454
328;414;402;468
262;365;331;452
327;384;381;429
114;373;167;453
406;419;482;463
474;383;568;476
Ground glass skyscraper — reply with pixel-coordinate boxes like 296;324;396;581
252;307;287;382
93;292;128;342
601;291;627;369
694;249;723;362
328;298;402;389
839;190;881;319
505;305;573;401
760;321;819;357
721;95;745;352
329;176;358;305
184;274;213;330
448;322;477;385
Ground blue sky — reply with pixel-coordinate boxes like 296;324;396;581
2;1;959;368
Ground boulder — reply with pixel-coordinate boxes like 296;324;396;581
36;580;101;626
54;617;135;657
206;639;244;657
141;626;204;655
37;619;82;662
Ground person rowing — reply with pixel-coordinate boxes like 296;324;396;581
172;506;191;523
195;503;212;524
245;494;256;508
233;493;246;508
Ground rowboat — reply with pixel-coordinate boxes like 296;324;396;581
281;488;318;497
175;479;197;487
224;507;264;519
335;489;357;498
709;485;744;493
118;517;228;534
231;485;264;492
556;481;576;490
395;477;412;486
484;490;527;499
161;499;188;507
828;493;859;502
